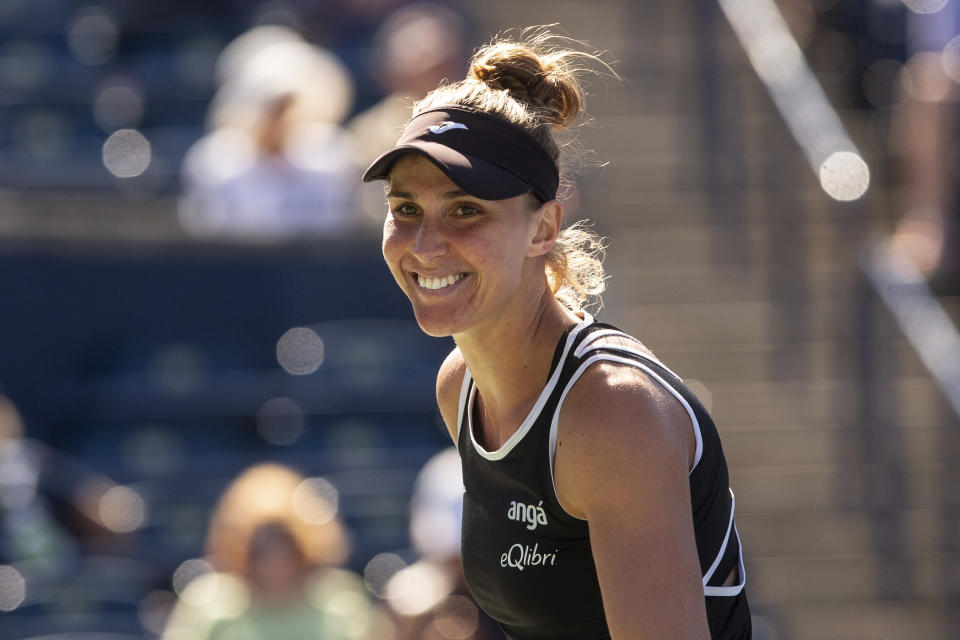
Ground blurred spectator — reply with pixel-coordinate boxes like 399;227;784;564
161;462;392;640
179;26;361;240
383;448;504;640
888;2;960;291
348;2;468;166
0;394;133;575
347;3;469;223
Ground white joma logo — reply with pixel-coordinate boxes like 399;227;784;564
428;121;468;134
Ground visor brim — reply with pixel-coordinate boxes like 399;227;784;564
362;142;535;201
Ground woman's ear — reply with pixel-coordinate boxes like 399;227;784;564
527;200;563;258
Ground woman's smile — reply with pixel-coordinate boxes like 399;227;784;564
414;271;468;292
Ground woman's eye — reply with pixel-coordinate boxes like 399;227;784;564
452;204;480;218
393;203;419;217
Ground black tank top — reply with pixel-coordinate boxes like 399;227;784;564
457;314;751;639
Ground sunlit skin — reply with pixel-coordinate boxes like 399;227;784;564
382;154;583;445
382;155;564;338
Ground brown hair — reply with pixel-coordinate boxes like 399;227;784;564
413;27;612;310
205;463;349;575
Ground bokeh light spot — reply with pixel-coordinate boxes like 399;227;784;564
433;595;480;639
902;52;952;101
99;485;146;532
103;129;152;178
137;589;178;635
819;151;870;201
0;39;52;91
292;476;339;525
149;344;207;395
172;558;213;599
174;571;249;616
253;1;302;29
276;327;324;375
943;36;960;85
67;6;119;66
307;570;376;635
385;562;450;616
324;589;373;637
256;397;305;445
363;553;407;598
0;565;25;611
901;0;948;13
122;426;184;476
12;110;71;159
94;80;145;131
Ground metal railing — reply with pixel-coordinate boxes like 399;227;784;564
863;239;960;416
721;0;960;420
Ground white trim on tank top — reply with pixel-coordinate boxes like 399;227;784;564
573;329;642;357
463;313;595;461
455;365;474;451
702;491;746;597
546;352;704;501
576;336;686;382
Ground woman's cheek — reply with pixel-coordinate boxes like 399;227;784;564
381;222;410;288
382;220;401;263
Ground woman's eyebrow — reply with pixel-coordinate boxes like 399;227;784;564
385;187;410;199
386;187;469;200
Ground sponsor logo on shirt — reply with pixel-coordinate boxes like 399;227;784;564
507;500;548;531
500;543;558;571
500;499;558;571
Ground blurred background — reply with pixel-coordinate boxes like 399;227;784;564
0;0;959;638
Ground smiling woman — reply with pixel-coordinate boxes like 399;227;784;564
380;153;551;338
361;27;752;640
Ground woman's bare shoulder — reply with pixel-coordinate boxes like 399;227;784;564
435;347;467;442
554;359;696;515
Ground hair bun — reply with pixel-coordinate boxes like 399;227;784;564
467;38;582;129
470;52;539;97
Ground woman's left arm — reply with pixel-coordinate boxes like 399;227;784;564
554;362;710;640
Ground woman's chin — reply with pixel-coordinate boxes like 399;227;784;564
414;320;459;338
411;308;464;338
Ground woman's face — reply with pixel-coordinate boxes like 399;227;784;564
382;154;545;338
246;523;308;601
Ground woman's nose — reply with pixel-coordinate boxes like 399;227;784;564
412;218;448;261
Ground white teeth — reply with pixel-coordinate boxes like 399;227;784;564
417;273;464;290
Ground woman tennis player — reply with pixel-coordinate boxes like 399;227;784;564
362;29;751;640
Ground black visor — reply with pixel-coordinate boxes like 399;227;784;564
361;106;559;202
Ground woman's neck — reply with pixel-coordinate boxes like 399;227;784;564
454;289;582;447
